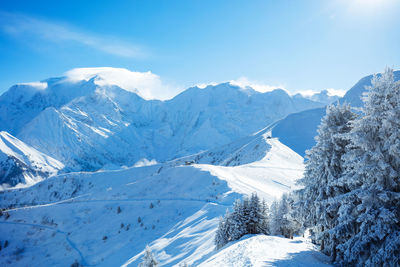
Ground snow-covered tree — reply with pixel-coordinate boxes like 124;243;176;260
229;199;247;240
259;199;270;235
295;102;356;255
270;193;300;239
139;245;158;267
333;68;400;266
269;200;280;235
214;193;269;249
248;193;269;234
215;210;231;249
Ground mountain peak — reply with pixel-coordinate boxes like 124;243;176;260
0;131;64;188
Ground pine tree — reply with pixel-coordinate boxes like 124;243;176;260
334;68;400;266
269;194;299;238
214;193;270;248
229;199;247;240
248;193;264;234
215;216;228;249
295;102;356;256
278;194;296;239
259;199;270;234
269;200;280;235
139;245;158;267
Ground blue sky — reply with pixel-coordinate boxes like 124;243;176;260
0;0;399;96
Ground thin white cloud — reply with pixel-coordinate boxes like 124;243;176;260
0;12;145;58
230;76;287;93
17;81;48;90
65;67;182;100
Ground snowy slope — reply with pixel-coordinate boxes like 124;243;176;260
271;108;326;156
0;163;237;266
164;125;304;201
169;124;277;167
0;131;64;189
0;135;312;266
198;235;331;267
197;137;304;203
0;68;325;171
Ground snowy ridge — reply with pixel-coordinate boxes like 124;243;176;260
0;131;64;189
165;125;304;201
169;124;276;167
197;137;304;202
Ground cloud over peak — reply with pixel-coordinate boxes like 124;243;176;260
229;77;287;94
65;67;179;100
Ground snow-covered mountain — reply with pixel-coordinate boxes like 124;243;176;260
0;134;311;266
272;107;326;156
0;131;64;189
272;70;400;156
0;68;325;172
341;70;400;107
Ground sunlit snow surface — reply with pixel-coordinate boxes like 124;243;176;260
197;137;304;202
199;235;331;267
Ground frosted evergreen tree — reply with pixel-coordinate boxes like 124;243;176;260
214;193;269;248
295;102;356;255
334;68;400;266
278;193;298;239
248;193;266;234
215;207;240;249
269;200;280;235
259;199;270;234
229;199;247;240
269;194;299;238
138;245;159;267
278;194;291;238
215;215;229;249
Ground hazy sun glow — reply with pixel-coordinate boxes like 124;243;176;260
347;0;397;14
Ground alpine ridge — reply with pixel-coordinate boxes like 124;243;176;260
0;68;326;174
0;131;64;189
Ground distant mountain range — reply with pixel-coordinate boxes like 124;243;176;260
0;68;326;186
0;68;396;188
